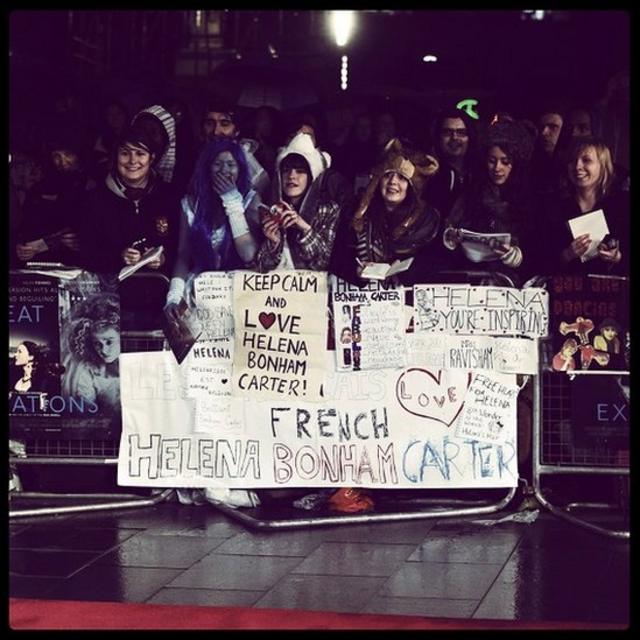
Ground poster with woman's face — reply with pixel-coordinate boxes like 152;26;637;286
9;273;61;408
9;270;121;429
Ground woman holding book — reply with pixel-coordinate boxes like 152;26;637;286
79;124;179;277
535;136;628;276
441;118;535;285
330;137;443;286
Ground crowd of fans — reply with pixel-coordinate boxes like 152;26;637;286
10;75;630;511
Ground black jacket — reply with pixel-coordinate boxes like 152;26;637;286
79;172;180;276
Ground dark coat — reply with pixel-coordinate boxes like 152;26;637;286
79;172;180;276
534;187;629;277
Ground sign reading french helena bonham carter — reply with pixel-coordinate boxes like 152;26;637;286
117;350;518;489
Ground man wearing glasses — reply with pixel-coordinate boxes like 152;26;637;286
426;109;476;218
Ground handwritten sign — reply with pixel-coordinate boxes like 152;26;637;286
444;335;538;375
405;333;446;368
193;272;234;339
455;373;519;445
118;351;518;489
414;285;549;338
330;276;405;372
232;270;327;401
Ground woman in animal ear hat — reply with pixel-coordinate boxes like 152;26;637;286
342;138;445;283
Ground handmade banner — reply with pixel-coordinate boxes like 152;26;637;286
232;270;327;401
413;284;549;338
444;335;538;375
9;270;121;438
118;350;518;489
330;276;406;372
547;275;629;372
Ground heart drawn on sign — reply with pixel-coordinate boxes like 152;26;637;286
258;312;276;329
395;368;472;427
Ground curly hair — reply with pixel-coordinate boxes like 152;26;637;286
477;119;536;167
66;294;120;365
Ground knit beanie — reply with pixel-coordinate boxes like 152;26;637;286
132;105;176;183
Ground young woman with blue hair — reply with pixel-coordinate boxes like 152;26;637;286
165;137;262;317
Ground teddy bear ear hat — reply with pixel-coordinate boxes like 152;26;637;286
352;138;439;232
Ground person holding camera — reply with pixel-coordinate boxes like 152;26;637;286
254;131;343;272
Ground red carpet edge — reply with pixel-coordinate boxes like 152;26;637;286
9;598;627;630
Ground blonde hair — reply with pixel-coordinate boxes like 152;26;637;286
566;137;614;197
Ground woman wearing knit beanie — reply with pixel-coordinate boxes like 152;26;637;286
442;118;536;285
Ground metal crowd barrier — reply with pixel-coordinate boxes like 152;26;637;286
531;275;630;539
9;269;175;519
211;269;522;530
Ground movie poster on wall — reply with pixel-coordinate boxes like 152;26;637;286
9;270;121;433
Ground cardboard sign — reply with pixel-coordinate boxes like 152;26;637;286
232;270;328;401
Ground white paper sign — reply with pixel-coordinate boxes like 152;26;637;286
444;335;539;375
330;276;405;372
118;352;518;489
193;271;235;339
413;284;549;338
455;372;519;445
232;270;327;401
406;333;446;368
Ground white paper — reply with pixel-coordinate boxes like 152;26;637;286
454;372;519;445
458;228;511;263
567;209;609;262
118;245;164;281
361;257;413;280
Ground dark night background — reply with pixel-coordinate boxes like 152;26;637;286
8;9;630;151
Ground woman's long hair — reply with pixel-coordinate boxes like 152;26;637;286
189;138;250;271
66;294;120;368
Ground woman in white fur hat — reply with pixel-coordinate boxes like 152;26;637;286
254;131;343;272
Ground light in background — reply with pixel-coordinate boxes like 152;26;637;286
340;54;348;91
422;54;438;63
330;10;355;47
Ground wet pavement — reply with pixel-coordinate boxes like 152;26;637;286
9;488;630;626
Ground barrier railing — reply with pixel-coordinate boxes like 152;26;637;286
531;274;629;539
210;269;523;530
11;267;540;528
9;269;175;519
